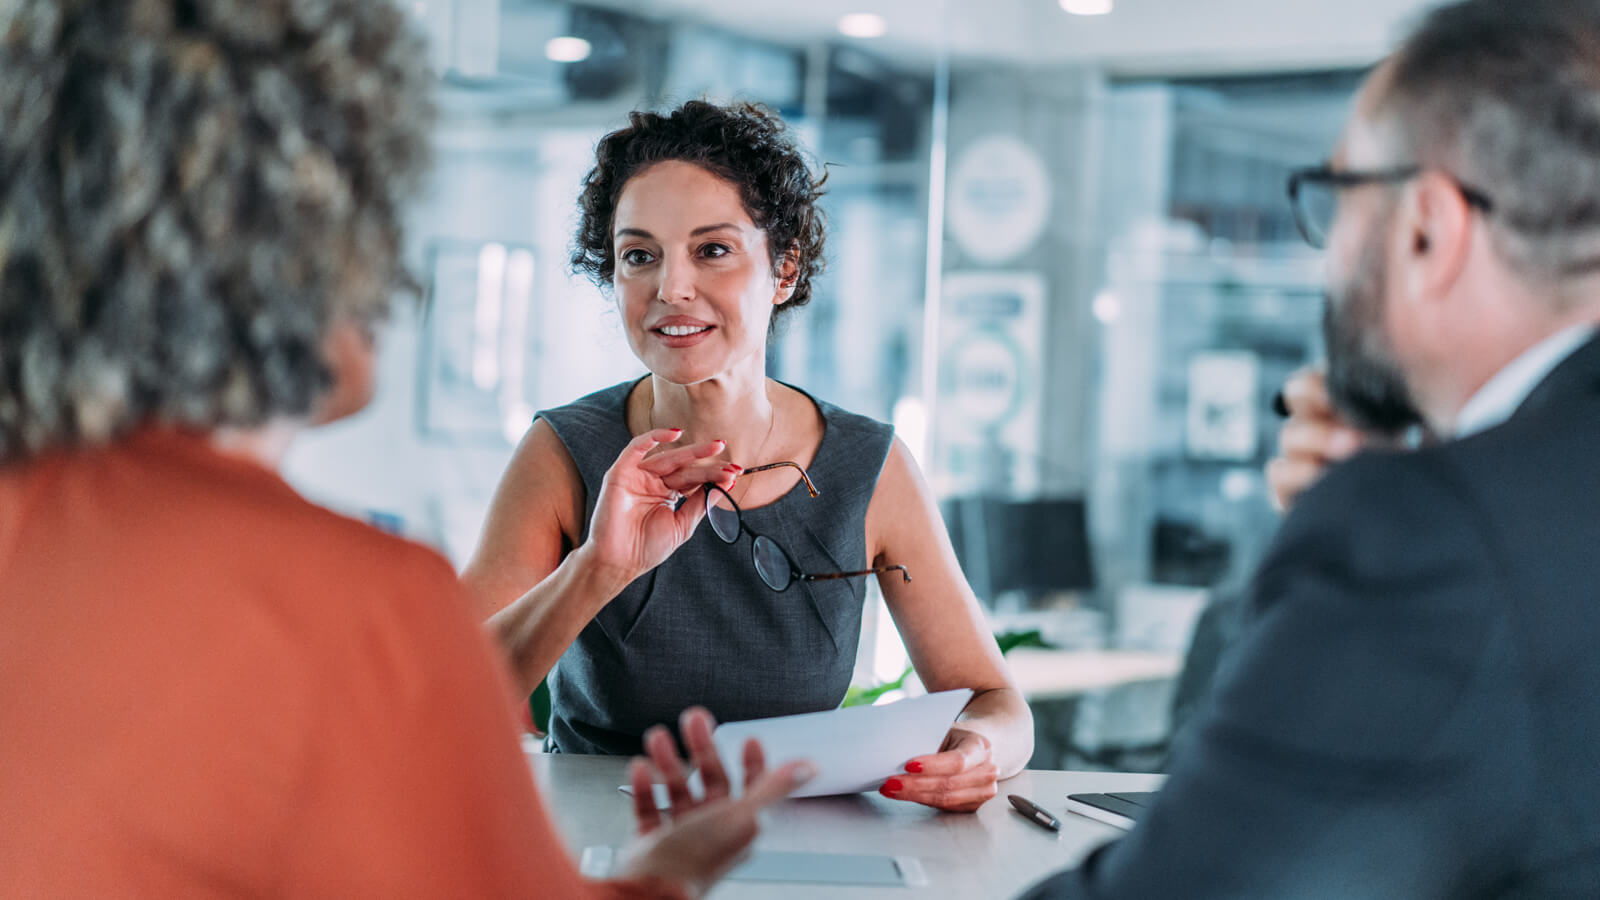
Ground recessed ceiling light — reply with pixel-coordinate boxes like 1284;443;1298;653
1059;0;1113;15
544;36;592;63
838;13;888;39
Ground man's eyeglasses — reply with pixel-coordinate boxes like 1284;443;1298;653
703;462;912;592
1287;164;1494;249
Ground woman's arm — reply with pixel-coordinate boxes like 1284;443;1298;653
864;437;1035;809
461;421;737;697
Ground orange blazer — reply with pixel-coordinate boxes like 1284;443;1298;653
0;430;678;899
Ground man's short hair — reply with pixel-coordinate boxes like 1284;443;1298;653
1378;0;1600;288
0;1;434;462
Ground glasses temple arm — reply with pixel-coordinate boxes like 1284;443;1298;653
800;564;912;584
738;461;821;498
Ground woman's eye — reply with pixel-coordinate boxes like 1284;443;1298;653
620;248;655;266
700;243;731;258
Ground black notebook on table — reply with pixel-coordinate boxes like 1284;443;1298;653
1062;791;1158;830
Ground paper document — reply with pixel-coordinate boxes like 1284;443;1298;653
617;689;974;803
716;688;973;798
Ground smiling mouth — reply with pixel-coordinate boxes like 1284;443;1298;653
654;325;713;337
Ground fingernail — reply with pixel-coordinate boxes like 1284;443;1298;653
882;778;903;795
668;428;682;435
905;761;923;774
793;762;818;783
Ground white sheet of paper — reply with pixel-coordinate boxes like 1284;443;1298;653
715;688;973;798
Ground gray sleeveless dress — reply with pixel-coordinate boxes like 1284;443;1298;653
537;379;895;756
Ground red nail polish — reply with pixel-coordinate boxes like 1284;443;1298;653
905;761;923;774
882;778;903;794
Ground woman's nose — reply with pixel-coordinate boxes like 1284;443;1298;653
656;253;695;303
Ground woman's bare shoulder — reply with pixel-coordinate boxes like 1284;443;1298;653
459;418;585;611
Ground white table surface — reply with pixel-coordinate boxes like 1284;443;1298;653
1005;649;1184;702
531;752;1162;899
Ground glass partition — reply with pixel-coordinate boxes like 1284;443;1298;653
284;0;1368;769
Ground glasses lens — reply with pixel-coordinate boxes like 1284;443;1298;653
1294;178;1337;248
705;488;739;543
752;535;793;591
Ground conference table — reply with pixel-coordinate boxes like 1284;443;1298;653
531;752;1163;898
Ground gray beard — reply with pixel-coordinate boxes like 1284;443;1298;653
1321;231;1424;434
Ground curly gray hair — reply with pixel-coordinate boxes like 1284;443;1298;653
0;0;434;462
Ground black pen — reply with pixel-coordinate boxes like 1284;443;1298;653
1272;388;1291;418
1008;794;1061;832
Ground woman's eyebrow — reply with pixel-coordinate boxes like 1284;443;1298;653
615;222;740;240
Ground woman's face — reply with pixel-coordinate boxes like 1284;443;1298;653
611;160;794;386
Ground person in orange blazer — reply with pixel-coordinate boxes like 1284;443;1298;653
0;2;807;897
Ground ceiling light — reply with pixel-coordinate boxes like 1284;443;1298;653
544;36;592;63
1059;0;1113;15
838;13;888;39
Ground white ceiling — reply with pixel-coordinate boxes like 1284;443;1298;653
584;0;1440;75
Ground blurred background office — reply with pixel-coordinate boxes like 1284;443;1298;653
285;0;1433;771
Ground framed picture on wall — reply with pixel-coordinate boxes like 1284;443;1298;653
416;239;539;445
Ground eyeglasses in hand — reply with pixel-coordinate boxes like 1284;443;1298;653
703;462;912;592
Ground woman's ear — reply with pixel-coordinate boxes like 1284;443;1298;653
310;316;378;427
773;246;801;306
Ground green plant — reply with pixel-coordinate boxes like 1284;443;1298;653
842;665;914;708
529;678;552;736
995;628;1051;655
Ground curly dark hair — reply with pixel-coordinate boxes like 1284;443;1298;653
0;0;434;463
571;100;827;324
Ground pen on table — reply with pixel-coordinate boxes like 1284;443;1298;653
1008;794;1061;833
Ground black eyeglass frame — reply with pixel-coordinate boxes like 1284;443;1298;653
1287;164;1495;249
702;481;912;592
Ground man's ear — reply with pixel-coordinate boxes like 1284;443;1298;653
1400;171;1475;304
310;316;378;427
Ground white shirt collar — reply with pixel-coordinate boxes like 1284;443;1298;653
1453;323;1596;438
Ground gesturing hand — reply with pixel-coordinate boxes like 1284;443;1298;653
880;727;998;813
620;707;815;899
1266;370;1366;513
584;429;740;589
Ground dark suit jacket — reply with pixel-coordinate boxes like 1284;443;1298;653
1023;334;1600;899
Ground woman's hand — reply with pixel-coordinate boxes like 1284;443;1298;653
628;707;766;828
1267;369;1366;513
620;707;815;899
879;727;999;813
581;429;740;589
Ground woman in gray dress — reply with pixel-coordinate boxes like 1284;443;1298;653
463;100;1032;812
